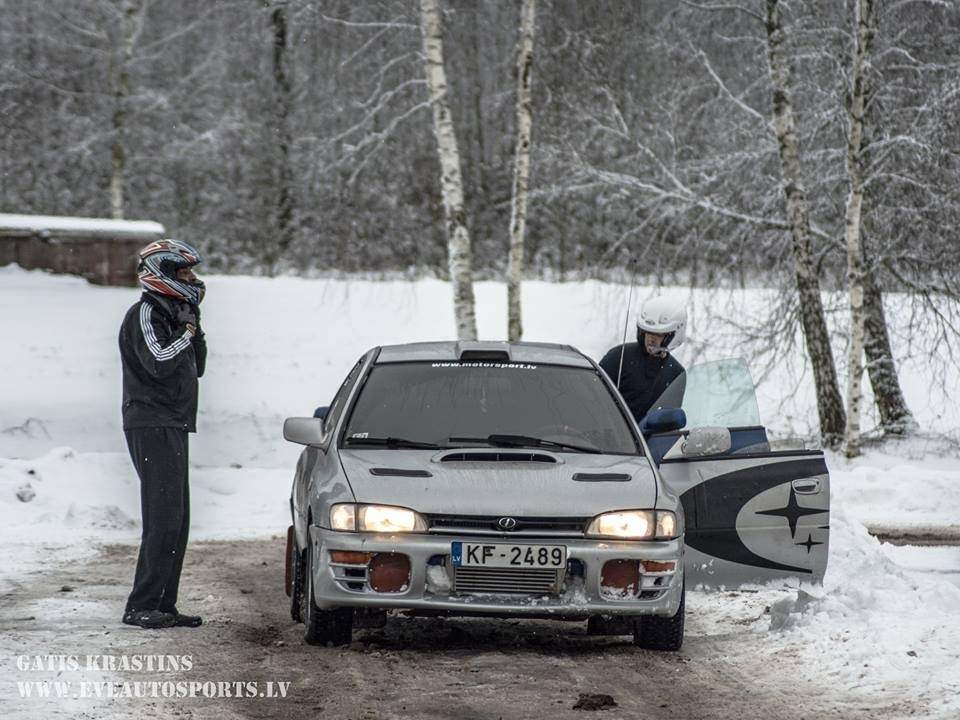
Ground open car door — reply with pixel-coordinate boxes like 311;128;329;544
648;359;830;588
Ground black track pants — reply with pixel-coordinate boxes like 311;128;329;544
124;427;190;613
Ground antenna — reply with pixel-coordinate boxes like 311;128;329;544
616;260;638;389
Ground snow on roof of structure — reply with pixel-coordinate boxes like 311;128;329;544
0;213;165;240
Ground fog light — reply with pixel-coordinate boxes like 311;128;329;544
641;560;676;573
369;553;410;593
330;551;371;565
600;560;640;598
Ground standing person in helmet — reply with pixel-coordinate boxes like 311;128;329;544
599;296;687;425
118;239;207;629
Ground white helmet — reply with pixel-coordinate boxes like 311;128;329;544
637;296;686;353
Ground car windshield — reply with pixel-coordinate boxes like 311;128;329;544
342;361;640;455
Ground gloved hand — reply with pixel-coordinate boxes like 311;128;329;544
175;303;202;337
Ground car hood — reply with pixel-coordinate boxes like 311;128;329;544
337;449;657;516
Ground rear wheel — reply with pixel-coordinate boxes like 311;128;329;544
301;543;353;646
633;582;684;651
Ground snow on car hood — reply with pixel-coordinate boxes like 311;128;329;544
338;449;657;517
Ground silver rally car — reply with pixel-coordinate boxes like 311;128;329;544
283;342;830;651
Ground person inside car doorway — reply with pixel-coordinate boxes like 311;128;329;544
599;296;687;425
118;239;207;629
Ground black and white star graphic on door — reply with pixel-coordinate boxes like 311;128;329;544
755;485;827;539
795;533;824;553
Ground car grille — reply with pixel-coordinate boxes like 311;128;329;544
427;514;588;537
453;566;563;595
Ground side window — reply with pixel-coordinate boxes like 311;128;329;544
650;358;761;429
323;357;365;437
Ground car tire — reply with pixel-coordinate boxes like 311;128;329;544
301;543;353;646
633;582;684;651
290;540;304;624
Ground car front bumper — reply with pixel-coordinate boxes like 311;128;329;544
308;526;683;617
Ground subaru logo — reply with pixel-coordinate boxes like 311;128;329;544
497;517;518;530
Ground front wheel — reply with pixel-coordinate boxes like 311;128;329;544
633;582;684;651
301;543;353;646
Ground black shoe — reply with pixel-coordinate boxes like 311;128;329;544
122;610;176;629
160;608;203;628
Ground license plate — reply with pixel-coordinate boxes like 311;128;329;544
451;542;566;568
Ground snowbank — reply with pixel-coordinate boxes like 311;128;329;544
786;507;959;716
689;506;960;718
829;441;960;532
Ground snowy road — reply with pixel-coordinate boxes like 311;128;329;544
0;538;921;720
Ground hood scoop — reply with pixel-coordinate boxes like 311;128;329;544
369;467;432;477
439;451;557;464
572;472;631;482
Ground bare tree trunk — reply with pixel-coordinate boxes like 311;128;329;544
763;0;846;447
842;0;875;458
264;0;295;275
419;0;477;341
110;0;141;220
862;256;916;433
507;0;536;342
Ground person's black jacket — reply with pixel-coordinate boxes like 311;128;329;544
119;293;207;432
599;343;685;424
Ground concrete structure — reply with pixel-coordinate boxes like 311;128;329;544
0;214;165;286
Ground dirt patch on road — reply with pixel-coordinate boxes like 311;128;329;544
0;538;911;720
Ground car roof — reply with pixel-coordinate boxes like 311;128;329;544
374;341;594;368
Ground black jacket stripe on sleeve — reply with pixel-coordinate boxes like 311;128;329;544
120;294;204;432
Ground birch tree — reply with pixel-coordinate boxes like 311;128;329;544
506;0;537;341
263;0;295;275
110;0;148;219
862;263;915;433
419;0;477;340
841;0;874;457
764;0;845;446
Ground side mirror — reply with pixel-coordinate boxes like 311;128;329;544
313;406;330;420
681;426;732;458
641;408;687;435
283;417;325;446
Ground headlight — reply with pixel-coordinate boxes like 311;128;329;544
585;510;678;540
328;503;427;533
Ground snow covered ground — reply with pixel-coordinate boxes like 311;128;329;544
1;265;959;717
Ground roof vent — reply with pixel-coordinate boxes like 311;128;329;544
455;341;511;363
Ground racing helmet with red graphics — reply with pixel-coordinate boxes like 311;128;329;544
137;239;205;305
636;296;686;355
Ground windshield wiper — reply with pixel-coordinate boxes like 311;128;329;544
448;434;602;454
344;436;444;450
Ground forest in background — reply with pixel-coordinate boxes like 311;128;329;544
2;0;960;452
1;0;957;284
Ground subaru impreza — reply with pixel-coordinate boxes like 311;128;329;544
282;342;831;650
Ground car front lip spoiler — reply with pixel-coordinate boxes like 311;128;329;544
307;526;683;617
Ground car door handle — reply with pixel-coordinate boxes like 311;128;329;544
792;478;821;494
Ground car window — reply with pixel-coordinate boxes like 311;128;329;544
323;357;365;437
342;361;640;454
649;358;761;429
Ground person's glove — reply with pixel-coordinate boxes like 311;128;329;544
175;303;202;338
